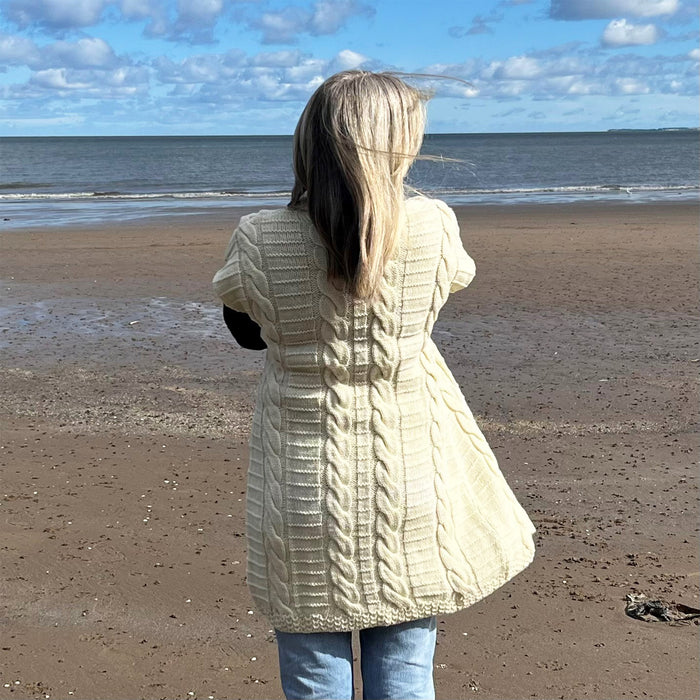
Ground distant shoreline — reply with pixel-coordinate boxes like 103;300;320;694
606;127;699;133
1;127;699;139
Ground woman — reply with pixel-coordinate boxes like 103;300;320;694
213;70;536;700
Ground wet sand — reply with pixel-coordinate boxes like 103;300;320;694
1;202;698;699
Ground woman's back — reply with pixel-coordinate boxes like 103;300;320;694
219;196;466;357
213;194;535;633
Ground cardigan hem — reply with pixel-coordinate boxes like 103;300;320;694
262;545;536;633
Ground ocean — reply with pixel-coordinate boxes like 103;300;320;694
0;131;697;228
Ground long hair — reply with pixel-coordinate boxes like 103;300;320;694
289;71;429;301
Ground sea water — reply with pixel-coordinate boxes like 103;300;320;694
0;131;697;228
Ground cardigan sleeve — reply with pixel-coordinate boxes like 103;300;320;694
436;200;476;294
212;216;255;316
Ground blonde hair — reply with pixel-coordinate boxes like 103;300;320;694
289;71;429;300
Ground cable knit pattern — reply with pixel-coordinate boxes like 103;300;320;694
432;352;540;554
317;248;364;617
369;260;413;609
213;197;536;633
234;223;293;617
420;235;481;597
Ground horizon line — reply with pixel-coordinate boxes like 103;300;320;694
0;126;698;138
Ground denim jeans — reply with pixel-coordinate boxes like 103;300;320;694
275;616;437;700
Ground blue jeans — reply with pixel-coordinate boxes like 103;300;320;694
275;616;437;700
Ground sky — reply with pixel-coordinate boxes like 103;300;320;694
0;0;698;135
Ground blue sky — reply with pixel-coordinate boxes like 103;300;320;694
0;0;697;135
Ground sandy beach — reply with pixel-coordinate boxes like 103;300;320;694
1;201;698;700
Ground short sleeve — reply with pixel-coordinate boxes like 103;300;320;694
212;215;256;315
435;200;476;293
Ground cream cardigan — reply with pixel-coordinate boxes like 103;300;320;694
213;196;536;633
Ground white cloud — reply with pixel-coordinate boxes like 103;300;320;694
0;34;40;66
493;56;542;79
20;41;688;109
550;0;678;20
2;0;228;43
172;0;224;42
543;75;577;92
27;65;148;95
176;0;223;23
0;34;144;102
31;68;91;90
333;48;367;70
602;19;659;47
282;59;326;83
152;48;371;106
120;0;170;36
251;51;305;68
253;7;309;44
120;0;157;18
614;77;650;94
423;47;698;101
485;54;586;82
689;48;700;60
3;0;108;29
104;66;147;88
249;0;373;44
40;37;118;69
155;52;244;84
310;0;371;34
565;80;601;95
0;34;122;71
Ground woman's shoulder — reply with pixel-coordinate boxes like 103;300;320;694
237;206;305;227
232;207;315;258
405;194;453;215
405;195;457;229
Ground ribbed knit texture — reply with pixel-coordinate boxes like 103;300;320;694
213;196;536;633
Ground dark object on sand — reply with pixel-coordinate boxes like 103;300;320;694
625;594;700;623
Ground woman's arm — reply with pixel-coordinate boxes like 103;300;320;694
222;305;267;350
